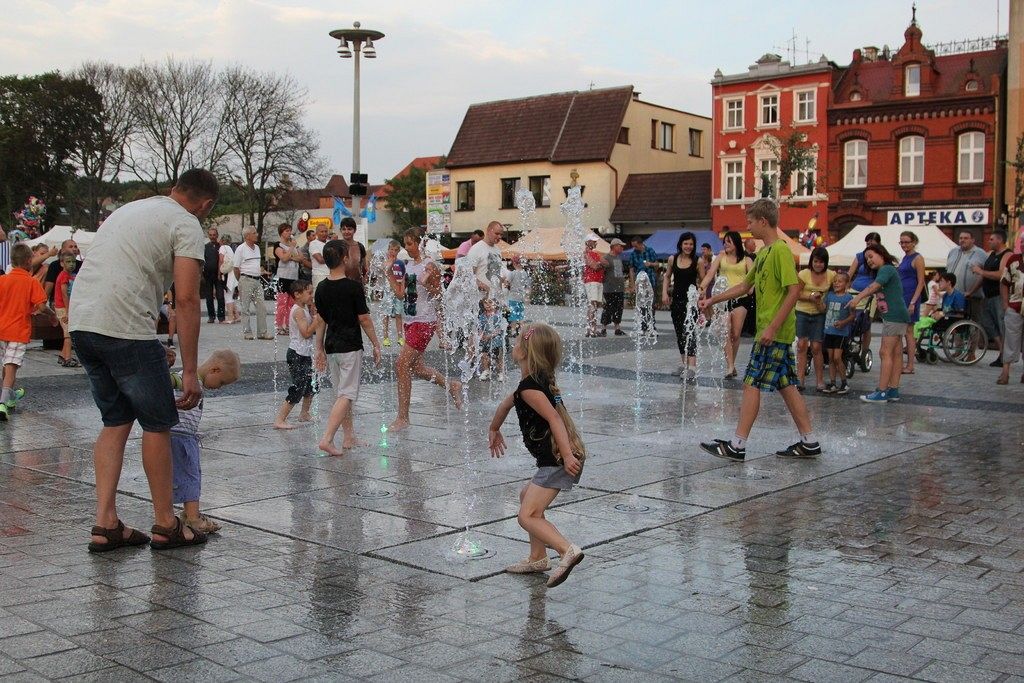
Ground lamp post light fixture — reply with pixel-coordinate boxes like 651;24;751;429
329;21;384;197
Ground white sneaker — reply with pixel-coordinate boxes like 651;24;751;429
505;557;550;574
546;544;584;588
478;369;491;381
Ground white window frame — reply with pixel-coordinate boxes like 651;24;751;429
793;168;817;198
757;158;779;199
899;135;924;186
843;139;868;188
759;93;779;127
723;158;744;202
957;131;985;184
659;122;674;151
905;64;921;97
794;89;816;123
724;97;744;130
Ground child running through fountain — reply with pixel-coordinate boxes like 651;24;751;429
169;348;240;533
477;298;506;381
380;240;405;348
697;199;820;461
274;280;318;429
314;239;382;454
488;323;586;588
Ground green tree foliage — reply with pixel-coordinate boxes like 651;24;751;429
384;157;446;238
0;72;102;229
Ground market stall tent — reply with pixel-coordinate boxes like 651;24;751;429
621;228;722;260
742;229;810;260
807;224;956;269
25;226;95;257
440;239;515;261
506;229;609;260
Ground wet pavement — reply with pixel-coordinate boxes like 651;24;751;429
2;307;1024;681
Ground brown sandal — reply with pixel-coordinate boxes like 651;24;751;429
88;520;150;553
150;517;208;550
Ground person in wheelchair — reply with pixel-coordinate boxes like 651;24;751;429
930;272;966;337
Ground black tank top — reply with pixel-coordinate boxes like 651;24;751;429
983;249;1010;298
671;255;699;303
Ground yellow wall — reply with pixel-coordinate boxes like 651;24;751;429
449;98;711;235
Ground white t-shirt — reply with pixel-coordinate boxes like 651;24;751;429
309;239;328;280
69;195;204;340
288;304;314;356
467;240;508;299
233;242;262;277
402;257;438;324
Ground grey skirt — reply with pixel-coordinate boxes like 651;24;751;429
531;465;582;491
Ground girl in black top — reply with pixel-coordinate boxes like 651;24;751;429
662;232;705;379
488;323;587;588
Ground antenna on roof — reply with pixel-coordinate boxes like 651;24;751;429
588;80;595;90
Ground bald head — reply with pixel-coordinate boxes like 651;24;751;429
484;221;504;246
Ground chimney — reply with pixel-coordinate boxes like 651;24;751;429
862;46;879;62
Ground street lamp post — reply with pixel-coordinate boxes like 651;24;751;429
329;21;384;200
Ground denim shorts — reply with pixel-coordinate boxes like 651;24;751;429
71;331;178;432
795;311;826;343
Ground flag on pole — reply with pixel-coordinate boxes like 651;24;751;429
333;196;352;225
360;193;377;223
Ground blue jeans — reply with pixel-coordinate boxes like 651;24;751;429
71;331;178;432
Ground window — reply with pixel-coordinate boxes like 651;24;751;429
617;126;629;144
688;128;702;156
528;175;551;207
850;91;862;101
795;90;816;122
965;80;979;92
658;122;674;151
758;158;779;198
725;98;744;130
456;181;475;211
651;119;658;148
958;131;985;183
905;64;920;97
899;135;924;185
844;139;868;188
759;93;779;126
794;169;816;197
500;177;520;209
725;160;744;201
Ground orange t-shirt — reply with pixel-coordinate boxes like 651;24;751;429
0;268;47;343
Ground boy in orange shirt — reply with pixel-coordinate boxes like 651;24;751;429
0;243;57;420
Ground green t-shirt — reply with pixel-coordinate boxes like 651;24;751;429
744;239;798;344
874;264;910;323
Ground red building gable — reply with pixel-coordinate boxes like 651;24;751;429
711;54;833;236
827;14;1007;239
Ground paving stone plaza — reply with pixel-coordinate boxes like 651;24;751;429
2;308;1023;682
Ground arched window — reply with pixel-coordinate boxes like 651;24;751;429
844;139;868;188
958;131;985;183
899;135;924;185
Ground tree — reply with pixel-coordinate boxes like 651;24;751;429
125;58;226;191
0;72;102;230
220;67;326;240
756;131;820;201
385;156;446;237
69;62;136;228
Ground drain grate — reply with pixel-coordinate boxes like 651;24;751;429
353;489;394;499
726;468;772;480
614;502;653;514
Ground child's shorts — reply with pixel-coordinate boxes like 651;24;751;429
404;322;436;353
0;341;27;367
55;307;70;336
170;432;202;504
744;341;798;392
823;333;848;351
508;300;525;323
328;350;362;401
286;349;316;405
531;465;582;491
385;293;403;318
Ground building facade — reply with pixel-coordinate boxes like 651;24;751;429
827;17;1007;240
711;54;833;236
444;86;711;236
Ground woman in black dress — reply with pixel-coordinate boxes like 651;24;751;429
662;232;705;380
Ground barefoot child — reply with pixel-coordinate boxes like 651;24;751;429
697;199;821;461
314;240;382;454
275;280;318;429
822;271;855;394
381;240;405;347
170;348;241;532
488;323;586;588
0;243;58;420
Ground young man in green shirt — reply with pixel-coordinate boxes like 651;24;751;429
696;199;819;461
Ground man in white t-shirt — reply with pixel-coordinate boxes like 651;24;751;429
309;223;329;292
466;220;508;303
69;168;216;552
233;226;270;340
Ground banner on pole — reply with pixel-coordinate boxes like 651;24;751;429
426;169;452;234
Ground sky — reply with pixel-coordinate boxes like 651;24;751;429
1;0;1010;187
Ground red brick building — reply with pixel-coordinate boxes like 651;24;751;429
827;16;1007;240
711;53;833;236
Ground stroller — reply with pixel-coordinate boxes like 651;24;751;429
803;301;873;380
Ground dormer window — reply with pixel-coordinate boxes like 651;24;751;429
905;64;920;97
965;80;979;92
850;91;862;102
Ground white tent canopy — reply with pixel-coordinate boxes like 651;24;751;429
25;226;96;257
804;224;957;269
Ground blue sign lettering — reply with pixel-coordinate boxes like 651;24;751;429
953;211;967;224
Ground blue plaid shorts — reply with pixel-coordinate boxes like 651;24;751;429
744;341;798;392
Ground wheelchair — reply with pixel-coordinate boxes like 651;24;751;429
914;315;989;366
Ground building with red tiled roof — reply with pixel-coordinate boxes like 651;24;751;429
826;13;1007;239
445;85;711;235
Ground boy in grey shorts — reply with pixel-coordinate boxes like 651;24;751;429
314;239;382;455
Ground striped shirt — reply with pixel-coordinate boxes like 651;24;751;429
170;371;203;436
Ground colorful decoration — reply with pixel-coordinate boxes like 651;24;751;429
14;196;45;237
800;215;826;249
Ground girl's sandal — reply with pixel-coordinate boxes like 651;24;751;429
87;520;150;553
150;518;208;550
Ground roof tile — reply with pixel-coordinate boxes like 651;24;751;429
610;171;711;223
